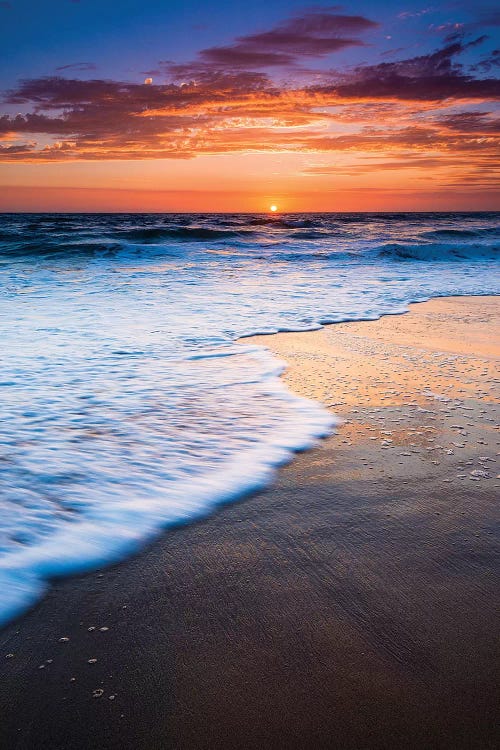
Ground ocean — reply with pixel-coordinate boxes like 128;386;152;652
0;211;498;624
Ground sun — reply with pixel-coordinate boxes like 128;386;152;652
270;205;278;212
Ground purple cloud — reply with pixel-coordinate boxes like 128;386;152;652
437;111;500;133
315;38;500;100
55;62;97;72
0;143;33;154
472;49;500;73
186;8;378;70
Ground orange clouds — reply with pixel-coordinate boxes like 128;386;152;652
0;7;498;209
1;37;498;166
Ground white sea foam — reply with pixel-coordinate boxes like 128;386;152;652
0;212;498;625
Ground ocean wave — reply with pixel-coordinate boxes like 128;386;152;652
247;217;320;229
0;347;335;626
112;226;252;242
420;227;500;240
0;240;126;258
377;242;499;261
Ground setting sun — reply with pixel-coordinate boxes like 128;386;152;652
270;205;278;212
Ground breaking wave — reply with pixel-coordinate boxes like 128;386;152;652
377;241;499;261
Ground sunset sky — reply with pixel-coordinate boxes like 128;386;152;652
0;0;498;211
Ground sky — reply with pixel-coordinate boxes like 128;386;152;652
0;0;498;211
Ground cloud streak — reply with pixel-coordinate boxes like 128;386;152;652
195;8;378;69
55;62;97;72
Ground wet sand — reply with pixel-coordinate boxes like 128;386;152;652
1;296;499;750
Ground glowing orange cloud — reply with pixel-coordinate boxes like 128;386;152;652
0;8;498;210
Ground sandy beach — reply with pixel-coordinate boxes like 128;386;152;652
1;295;499;750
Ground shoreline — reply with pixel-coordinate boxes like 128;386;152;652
1;295;499;750
0;293;491;630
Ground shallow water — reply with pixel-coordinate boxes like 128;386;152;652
0;211;498;624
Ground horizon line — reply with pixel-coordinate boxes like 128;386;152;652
2;209;499;215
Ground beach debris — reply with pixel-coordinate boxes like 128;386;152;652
92;689;104;698
109;694;116;700
88;627;96;632
470;469;491;479
99;626;109;632
5;653;14;659
88;658;97;664
58;636;70;642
